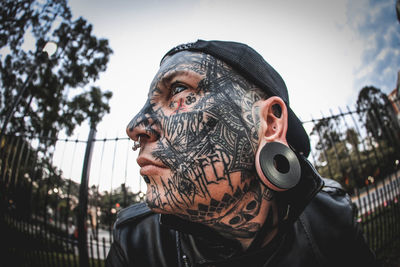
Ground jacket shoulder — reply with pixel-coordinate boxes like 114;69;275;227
321;178;346;195
298;178;377;266
107;203;178;266
114;202;153;229
310;178;352;223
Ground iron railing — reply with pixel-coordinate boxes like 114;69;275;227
0;131;144;266
303;98;400;255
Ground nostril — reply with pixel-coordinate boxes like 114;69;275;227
136;133;149;143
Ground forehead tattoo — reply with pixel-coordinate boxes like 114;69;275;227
159;52;209;79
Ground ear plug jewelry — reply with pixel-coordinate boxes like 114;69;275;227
255;142;301;192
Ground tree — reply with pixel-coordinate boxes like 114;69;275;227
309;117;380;191
310;117;342;152
309;86;400;191
345;128;360;154
356;86;399;146
0;0;113;142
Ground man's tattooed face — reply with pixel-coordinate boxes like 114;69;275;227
127;51;268;224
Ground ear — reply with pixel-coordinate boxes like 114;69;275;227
255;97;301;192
257;96;288;148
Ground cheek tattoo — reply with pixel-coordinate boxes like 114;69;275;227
129;53;274;241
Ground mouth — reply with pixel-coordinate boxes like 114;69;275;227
137;156;168;176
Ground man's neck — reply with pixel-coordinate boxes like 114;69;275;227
206;185;279;251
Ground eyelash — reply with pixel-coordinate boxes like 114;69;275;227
170;82;188;96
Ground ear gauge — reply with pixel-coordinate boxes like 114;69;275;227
255;142;301;192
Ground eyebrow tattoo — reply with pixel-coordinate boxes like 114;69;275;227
159;72;180;89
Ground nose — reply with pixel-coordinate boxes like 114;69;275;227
126;100;161;143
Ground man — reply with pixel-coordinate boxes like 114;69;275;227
106;40;377;266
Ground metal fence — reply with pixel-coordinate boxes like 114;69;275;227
303;98;400;255
0;130;144;267
0;98;400;266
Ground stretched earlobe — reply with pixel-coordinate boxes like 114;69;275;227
255;142;301;192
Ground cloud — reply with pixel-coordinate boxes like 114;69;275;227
348;0;400;95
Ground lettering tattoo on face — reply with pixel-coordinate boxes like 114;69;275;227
128;51;276;243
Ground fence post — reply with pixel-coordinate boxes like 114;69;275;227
78;127;96;267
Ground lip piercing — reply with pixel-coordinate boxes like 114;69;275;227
132;137;141;151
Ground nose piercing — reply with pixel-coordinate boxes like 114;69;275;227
132;137;141;151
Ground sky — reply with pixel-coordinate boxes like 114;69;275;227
52;0;400;192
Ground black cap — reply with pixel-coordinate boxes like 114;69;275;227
161;39;310;157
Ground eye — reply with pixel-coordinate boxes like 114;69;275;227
171;82;188;96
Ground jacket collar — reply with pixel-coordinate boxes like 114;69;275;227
277;154;324;228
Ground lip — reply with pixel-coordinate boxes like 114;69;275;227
137;156;168;176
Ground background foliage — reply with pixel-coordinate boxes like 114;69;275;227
0;0;113;144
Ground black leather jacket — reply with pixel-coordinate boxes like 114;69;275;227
106;157;378;267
